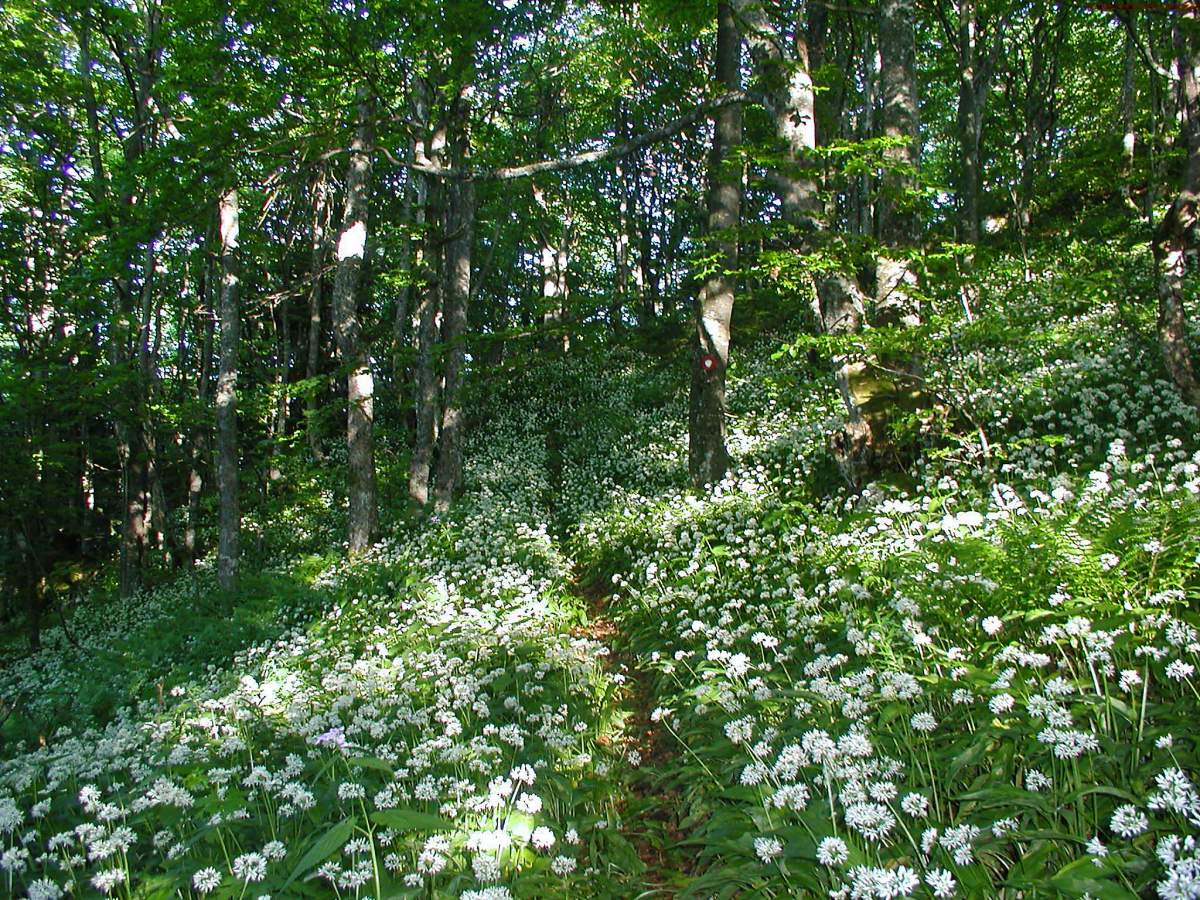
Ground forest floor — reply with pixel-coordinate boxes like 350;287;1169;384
569;565;691;892
1;261;1200;898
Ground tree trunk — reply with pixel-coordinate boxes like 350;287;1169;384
613;158;630;329
876;0;921;330
332;85;379;551
612;98;635;329
859;28;877;238
184;244;214;566
1120;26;1137;213
956;0;984;243
394;81;430;392
216;186;240;591
409;80;444;508
408;198;441;507
393;169;424;389
306;165;330;460
1155;12;1200;409
734;0;871;467
540;230;569;353
270;289;291;483
434;116;475;513
688;1;741;488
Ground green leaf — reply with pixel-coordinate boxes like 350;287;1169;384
348;756;395;776
283;817;357;888
956;784;1050;811
369;808;455;832
1050;857;1137;899
1064;785;1139;806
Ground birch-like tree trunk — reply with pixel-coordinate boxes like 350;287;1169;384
332;85;379;551
1120;27;1137;213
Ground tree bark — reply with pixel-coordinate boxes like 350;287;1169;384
408;186;442;507
540;234;569;352
733;0;871;461
688;1;741;488
1121;25;1137;213
270;286;291;483
955;0;985;243
1155;12;1200;409
216;186;240;591
409;77;443;508
393;169;424;389
394;79;430;392
305;165;330;460
332;85;379;552
876;0;921;330
183;221;214;566
434;112;475;513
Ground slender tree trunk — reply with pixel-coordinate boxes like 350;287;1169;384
394;81;430;389
540;229;569;353
688;1;741;488
612;99;635;329
1121;26;1138;213
639;221;657;324
184;235;214;566
113;358;147;596
433;116;475;513
860;28;877;238
1011;7;1067;264
1155;12;1200;409
270;290;291;483
216;187;240;591
393;170;423;388
409;187;442;507
332;85;379;551
613;159;630;329
306;165;330;460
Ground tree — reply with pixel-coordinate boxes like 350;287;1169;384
216;186;240;591
732;0;871;469
305;164;331;460
409;74;442;509
331;84;379;551
876;0;922;331
1154;8;1200;409
688;1;742;488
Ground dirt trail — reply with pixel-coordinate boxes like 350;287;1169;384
569;566;691;895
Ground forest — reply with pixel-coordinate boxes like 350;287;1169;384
1;0;1199;896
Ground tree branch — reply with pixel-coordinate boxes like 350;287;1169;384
1119;13;1178;82
408;91;750;181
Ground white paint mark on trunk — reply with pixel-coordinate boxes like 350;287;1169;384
337;221;367;260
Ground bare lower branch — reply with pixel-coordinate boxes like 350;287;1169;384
408;91;750;181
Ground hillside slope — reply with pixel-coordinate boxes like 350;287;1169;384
1;257;1199;899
